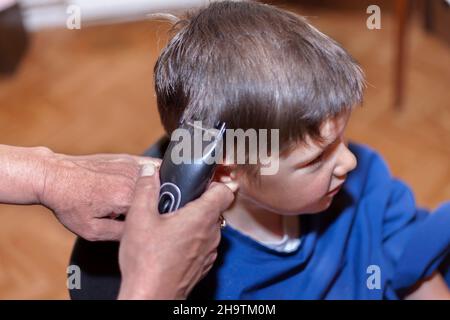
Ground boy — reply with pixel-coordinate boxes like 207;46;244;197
70;1;450;299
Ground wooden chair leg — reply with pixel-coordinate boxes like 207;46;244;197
394;0;410;110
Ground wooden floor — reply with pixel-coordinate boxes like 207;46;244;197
0;4;449;299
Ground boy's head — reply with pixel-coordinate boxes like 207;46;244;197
154;0;364;214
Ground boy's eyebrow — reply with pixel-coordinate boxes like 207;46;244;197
310;136;339;158
295;116;349;166
293;135;340;168
308;118;349;159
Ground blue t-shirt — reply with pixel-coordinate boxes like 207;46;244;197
68;141;450;300
188;142;450;300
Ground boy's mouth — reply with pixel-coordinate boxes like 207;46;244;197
326;183;344;196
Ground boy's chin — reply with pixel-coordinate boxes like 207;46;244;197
277;200;333;216
317;195;336;211
296;196;335;215
244;194;335;215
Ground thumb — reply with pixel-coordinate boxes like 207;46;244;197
129;155;162;168
127;164;161;224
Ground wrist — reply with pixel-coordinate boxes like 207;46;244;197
31;146;56;205
118;279;162;300
118;274;182;300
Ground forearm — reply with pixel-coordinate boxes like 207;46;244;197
0;144;51;205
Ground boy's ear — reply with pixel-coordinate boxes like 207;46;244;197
213;164;239;193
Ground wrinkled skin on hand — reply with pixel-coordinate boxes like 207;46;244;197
118;169;235;300
39;152;160;241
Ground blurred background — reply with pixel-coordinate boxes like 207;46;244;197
0;0;449;299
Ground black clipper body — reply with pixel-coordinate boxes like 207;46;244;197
158;121;226;214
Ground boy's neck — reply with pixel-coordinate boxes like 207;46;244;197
223;192;286;243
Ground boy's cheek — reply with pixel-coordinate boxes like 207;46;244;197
247;184;325;214
277;178;331;212
239;169;331;213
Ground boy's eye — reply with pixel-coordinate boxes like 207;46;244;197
306;153;324;166
293;152;326;171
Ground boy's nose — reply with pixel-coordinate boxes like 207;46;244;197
334;144;357;177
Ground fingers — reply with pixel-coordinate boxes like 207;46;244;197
107;158;161;215
59;153;161;170
200;182;235;214
198;251;219;282
127;164;161;224
206;251;218;268
180;182;235;223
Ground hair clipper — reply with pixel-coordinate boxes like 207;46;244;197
158;121;226;214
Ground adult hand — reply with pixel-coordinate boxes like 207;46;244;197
118;165;235;299
38;150;161;241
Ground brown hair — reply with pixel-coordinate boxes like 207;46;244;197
154;0;365;154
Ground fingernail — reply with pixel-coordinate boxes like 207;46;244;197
139;158;161;168
141;164;155;177
225;183;239;193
